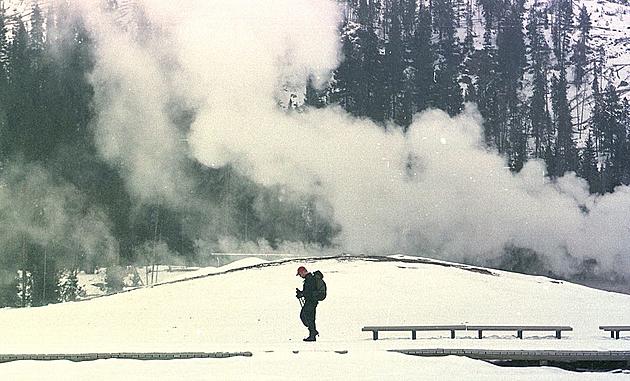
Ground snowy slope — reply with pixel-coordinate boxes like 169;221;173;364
77;257;270;298
581;0;630;87
0;256;629;380
466;0;630;89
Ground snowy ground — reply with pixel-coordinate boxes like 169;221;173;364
0;255;629;380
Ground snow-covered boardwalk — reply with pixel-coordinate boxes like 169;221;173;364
0;348;628;364
393;348;630;362
0;352;253;363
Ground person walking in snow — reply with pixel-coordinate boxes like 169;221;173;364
296;266;319;341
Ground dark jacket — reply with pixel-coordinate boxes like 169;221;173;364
301;273;318;303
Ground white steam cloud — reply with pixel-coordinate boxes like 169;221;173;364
76;0;630;279
0;162;118;271
89;18;192;206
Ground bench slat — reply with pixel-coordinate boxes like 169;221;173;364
467;326;571;340
362;325;466;340
467;326;572;331
362;325;466;331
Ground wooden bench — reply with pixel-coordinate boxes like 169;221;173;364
467;325;573;339
599;326;630;339
362;325;467;340
362;325;573;340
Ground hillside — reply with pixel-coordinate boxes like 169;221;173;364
0;256;629;379
544;0;629;89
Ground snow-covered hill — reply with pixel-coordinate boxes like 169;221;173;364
557;0;630;88
581;0;630;88
0;255;629;380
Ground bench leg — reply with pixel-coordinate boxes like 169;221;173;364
556;331;561;339
478;330;483;339
412;331;416;340
517;330;522;339
616;331;620;340
372;331;378;340
611;331;615;339
451;330;455;339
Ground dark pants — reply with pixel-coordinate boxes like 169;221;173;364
300;301;318;335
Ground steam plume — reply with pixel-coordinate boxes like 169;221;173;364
76;0;630;281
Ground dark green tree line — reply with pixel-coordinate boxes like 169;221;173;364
323;0;628;192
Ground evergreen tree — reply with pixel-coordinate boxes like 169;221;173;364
462;0;475;56
396;69;414;129
360;11;387;122
411;5;435;113
599;156;615;193
460;0;476;102
27;246;60;306
551;0;573;66
478;0;505;30
496;1;526;169
0;2;7;71
30;3;45;59
7;18;30;79
0;2;8;151
573;6;591;88
331;0;384;120
57;4;95;145
476;27;501;148
330;30;357;111
596;85;627;188
591;71;604;154
29;2;55;161
400;0;417;40
58;270;84;302
496;2;526;103
0;270;20;307
4;19;34;158
383;0;412;127
598;86;623;153
550;69;576;176
527;9;552;158
17;266;32;308
622;98;630;185
578;132;600;193
432;0;463;116
573;6;591;134
432;0;455;40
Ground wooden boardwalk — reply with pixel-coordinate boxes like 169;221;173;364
1;349;629;368
390;348;630;363
0;351;252;363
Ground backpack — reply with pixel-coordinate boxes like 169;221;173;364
313;270;327;301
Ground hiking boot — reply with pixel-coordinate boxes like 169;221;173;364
303;335;316;342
